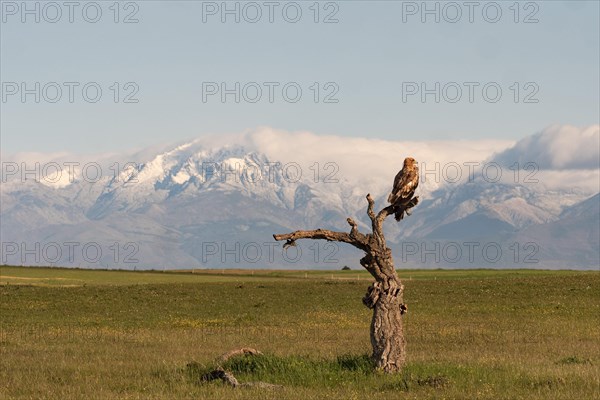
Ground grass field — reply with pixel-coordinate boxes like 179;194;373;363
1;265;599;399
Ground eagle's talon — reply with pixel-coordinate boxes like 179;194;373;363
283;239;296;249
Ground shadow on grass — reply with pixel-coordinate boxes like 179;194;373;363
556;356;593;365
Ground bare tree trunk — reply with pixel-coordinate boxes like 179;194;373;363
365;274;406;372
274;194;416;373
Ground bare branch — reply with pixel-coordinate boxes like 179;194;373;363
219;348;262;363
200;348;283;389
364;194;390;247
366;193;377;222
273;218;369;251
273;224;369;251
274;229;350;243
346;217;358;231
347;217;370;244
376;204;395;223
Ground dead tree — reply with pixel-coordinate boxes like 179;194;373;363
274;185;418;373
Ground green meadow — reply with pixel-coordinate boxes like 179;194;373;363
1;266;599;399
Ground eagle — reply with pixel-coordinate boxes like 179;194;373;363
387;157;419;221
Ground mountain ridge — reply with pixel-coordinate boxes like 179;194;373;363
1;127;598;269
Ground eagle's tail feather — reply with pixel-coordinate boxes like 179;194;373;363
393;196;420;222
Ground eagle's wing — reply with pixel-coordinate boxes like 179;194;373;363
397;166;418;200
387;170;404;203
388;164;419;204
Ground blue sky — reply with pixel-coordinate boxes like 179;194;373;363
1;0;599;154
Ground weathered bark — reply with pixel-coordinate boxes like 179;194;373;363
199;348;282;389
201;368;240;387
365;278;406;372
273;193;417;373
200;368;283;389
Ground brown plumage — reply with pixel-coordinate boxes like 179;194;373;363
388;157;419;221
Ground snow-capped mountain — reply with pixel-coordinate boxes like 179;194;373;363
1;126;598;269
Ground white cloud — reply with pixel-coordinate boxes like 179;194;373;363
3;125;598;195
492;124;600;170
239;126;514;194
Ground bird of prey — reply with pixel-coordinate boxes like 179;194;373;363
387;157;419;221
